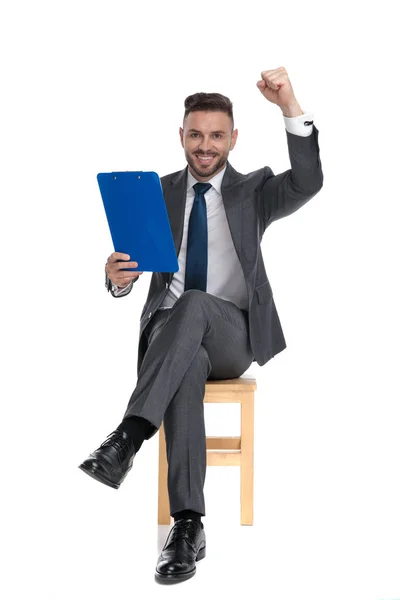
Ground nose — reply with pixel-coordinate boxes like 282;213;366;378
198;137;214;153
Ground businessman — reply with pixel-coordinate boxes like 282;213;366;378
79;67;324;584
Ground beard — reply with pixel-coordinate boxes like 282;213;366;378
185;150;227;179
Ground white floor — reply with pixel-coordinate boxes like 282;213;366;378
4;420;400;600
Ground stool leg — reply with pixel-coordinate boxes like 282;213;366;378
240;392;254;525
158;422;171;525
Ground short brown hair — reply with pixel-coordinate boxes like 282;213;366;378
183;92;234;130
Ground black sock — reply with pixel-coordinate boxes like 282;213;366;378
172;510;203;525
118;416;155;453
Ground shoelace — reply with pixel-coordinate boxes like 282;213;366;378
100;430;134;458
168;519;200;553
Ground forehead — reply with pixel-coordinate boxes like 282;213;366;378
184;110;231;132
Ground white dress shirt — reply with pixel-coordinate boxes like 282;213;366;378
112;111;314;302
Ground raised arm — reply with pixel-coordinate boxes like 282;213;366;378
255;67;323;228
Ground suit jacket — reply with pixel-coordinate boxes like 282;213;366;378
113;126;323;376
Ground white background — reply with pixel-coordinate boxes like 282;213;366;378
1;1;399;599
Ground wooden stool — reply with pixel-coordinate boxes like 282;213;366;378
158;375;257;526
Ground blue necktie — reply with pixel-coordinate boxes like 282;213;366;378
184;182;212;292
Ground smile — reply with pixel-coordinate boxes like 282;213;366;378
196;155;215;164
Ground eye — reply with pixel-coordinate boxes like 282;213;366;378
190;133;200;138
214;133;222;139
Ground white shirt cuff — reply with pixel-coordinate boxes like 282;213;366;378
283;110;314;137
112;282;132;296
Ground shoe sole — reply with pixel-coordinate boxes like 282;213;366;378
78;463;120;489
154;546;206;584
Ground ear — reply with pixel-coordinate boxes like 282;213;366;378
179;127;184;147
230;128;238;150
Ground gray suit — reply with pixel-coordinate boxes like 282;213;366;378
114;126;323;516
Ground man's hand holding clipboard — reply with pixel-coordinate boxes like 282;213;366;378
105;252;143;289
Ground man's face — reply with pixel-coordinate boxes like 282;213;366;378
179;111;238;182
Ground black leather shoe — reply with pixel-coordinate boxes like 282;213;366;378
155;519;206;584
78;428;136;489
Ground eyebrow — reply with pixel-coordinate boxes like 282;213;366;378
187;129;226;134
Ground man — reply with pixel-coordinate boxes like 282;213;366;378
79;67;324;584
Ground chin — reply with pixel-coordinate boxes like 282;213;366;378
190;157;225;178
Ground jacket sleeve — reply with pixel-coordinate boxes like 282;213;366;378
110;278;136;298
260;125;323;229
106;270;140;298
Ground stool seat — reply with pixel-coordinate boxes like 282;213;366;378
158;375;257;525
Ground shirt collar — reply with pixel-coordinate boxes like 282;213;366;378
186;164;227;195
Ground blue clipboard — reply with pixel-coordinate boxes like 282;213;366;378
97;171;179;273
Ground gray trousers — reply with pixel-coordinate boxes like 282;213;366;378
122;289;254;516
